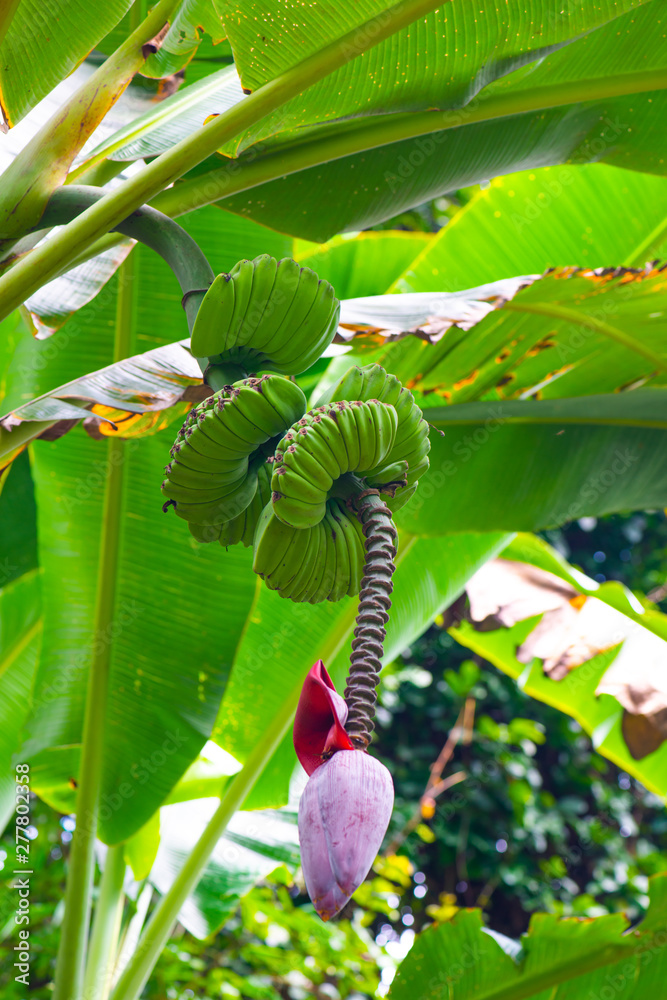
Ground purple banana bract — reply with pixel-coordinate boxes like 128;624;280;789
295;662;394;921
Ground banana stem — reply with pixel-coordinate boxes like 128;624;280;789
344;490;397;749
82;844;127;1000
38;186;214;339
205;362;249;392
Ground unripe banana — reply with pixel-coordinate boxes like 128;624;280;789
253;495;366;603
190;460;274;547
313;362;431;500
162;376;306;526
190;255;340;376
271;400;396;529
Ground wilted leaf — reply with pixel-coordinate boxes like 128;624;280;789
457;543;667;768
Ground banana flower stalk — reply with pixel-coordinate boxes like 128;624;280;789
294;661;394;920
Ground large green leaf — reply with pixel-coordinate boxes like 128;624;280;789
390;872;667;1000
211;0;667;240
76;1;667;240
218;0;651;154
0;451;37;585
393;163;667;293
338;265;667;406
449;536;667;799
0;0;134;126
24;389;256;847
396;390;667;534
8;209;290;845
295;232;433;301
213;530;511;809
0;570;41;833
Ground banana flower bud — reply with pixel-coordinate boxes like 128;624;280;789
294;661;394;920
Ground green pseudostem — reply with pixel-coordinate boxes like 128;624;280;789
38;186;214;344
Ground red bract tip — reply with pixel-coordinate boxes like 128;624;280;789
293;661;354;775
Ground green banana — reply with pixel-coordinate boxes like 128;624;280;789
224;259;254;352
163;377;306;528
190;255;339;376
334;402;361;470
279;443;333;493
366;460;409;487
327;501;350;602
353;402;378;471
190;459;273;547
190;274;234;359
260;375;308;429
238;254;278;347
169;471;259;526
263;262;318;354
253;503;299;581
312;409;349;473
332;499;365;597
315;509;339;604
292;520;327;604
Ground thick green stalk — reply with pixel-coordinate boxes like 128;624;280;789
52;258;134;1000
152;68;667;219
41;186;214;336
108;696;297;1000
0;0;180;241
0;0;448;320
82;845;127;1000
41;66;667;277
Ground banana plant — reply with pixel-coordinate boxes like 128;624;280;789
1;2;667;1000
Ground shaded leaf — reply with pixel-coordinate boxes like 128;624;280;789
0;450;38;586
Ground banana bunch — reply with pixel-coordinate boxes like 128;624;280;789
189;459;273;547
271;399;398;529
190;255;340;376
162;374;306;526
314;363;430;512
253;498;366;603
